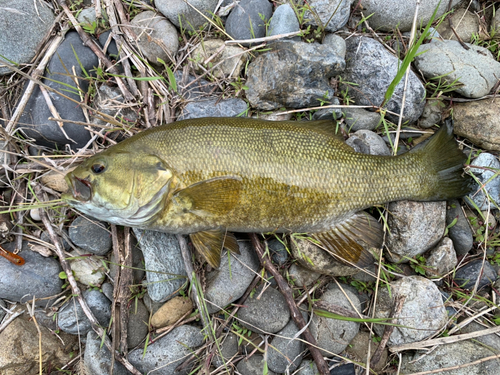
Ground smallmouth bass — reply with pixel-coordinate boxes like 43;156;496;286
63;117;471;267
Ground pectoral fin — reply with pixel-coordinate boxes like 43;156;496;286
173;176;242;217
190;230;240;268
311;212;382;267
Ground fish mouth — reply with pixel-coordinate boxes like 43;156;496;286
63;174;92;203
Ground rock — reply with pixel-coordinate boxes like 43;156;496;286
130;11;178;66
0;0;56;75
267;311;308;373
144;293;164;315
323;33;346;59
342;107;380;132
419;100;445;129
177;98;248;120
0;299;5;322
68;251;106;286
0;243;62;307
236;355;276;375
191;39;247;78
101;282;114;301
386;200;446;263
84;331;129;375
304;0;351;32
68;215;112;255
311;97;342;120
344;36;425;124
345;330;387;372
346;130;391;155
174;71;220;101
425;237;457;277
310;283;361;356
454;259;497;291
360;0;462;32
133;229;187;303
151;296;193;328
446;199;474;257
288;263;321;287
460;321;500;352
437;8;480;43
453;98;500;151
415;40;500;98
18;32;98;150
267;238;289;266
246;41;345;110
374;276;448;345
295;360;319;375
268;4;301;39
91;85;139;127
40;170;69;193
128;325;204;375
225;0;273;40
400;340;500;374
468;153;500;210
156;0;218;30
213;332;239;368
0;316;76;375
77;7;98;26
238;286;290;334
58;289;112;335
98;30;119;58
109;238;145;285
204;241;260;314
290;235;360;276
127;299;149;349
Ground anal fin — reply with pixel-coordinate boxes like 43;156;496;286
190;230;240;268
311;212;382;267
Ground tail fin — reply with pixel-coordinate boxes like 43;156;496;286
414;119;472;201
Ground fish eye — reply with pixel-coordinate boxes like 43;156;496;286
91;163;106;174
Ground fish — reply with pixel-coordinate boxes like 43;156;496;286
62;117;471;268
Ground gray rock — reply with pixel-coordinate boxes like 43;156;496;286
68;251;106;287
34;308;58;331
133;229;187;303
127;299;149;349
205;241;260;313
310;283;361;356
191;39;247;78
68;215;112;256
436;8;480;43
130;11;178;66
101;282;114;302
0;299;5;322
41;230;71;251
323;33;346;59
425;237;457;277
419;100;445;129
128;325;204;375
0;243;62;307
415;40;500;99
267;310;308;373
173;71;220;101
236;355;276;375
345;330;388;372
346;130;391;155
178;98;248;120
468;153;500;210
454;259;497;291
360;0;462;32
18;32;98;150
213;332;239;368
238;286;290;334
225;0;273;40
77;7;98;26
344;36;425;124
304;0;351;32
342;107;380;132
311;97;342;120
246;41;345;110
143;293;164;315
84;331;129;375
295;360;319;375
453;98;500;151
400;340;500;375
459;321;500;352
156;0;218;30
288;263;321;287
91;85;138;127
98;30;119;58
268;4;301;39
374;276;448;345
268;238;289;265
386;200;446;263
0;0;56;75
58;289;112;335
446;199;473;257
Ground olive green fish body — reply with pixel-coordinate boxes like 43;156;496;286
63;117;471;267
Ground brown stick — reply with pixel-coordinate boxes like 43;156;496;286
249;233;330;375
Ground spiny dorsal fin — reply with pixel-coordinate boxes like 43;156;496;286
190;230;240;268
311;212;382;267
173;176;242;216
